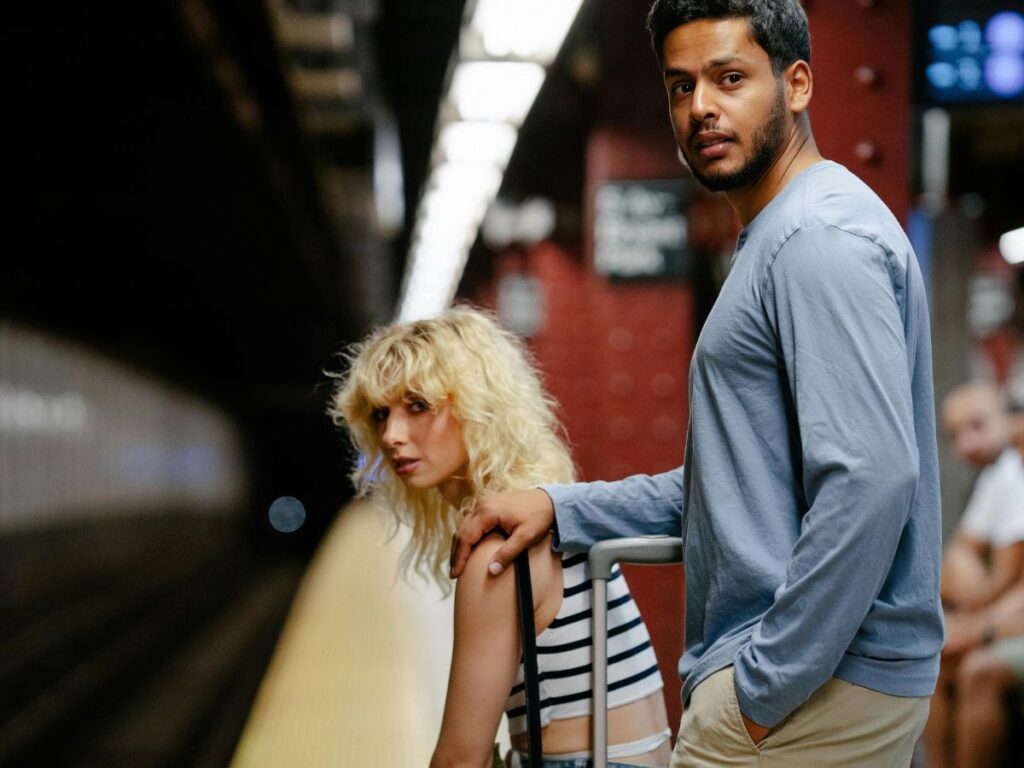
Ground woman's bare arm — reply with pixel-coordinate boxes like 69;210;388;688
430;534;525;768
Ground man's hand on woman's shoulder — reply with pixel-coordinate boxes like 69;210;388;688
449;488;555;578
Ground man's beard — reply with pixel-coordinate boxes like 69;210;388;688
680;87;788;193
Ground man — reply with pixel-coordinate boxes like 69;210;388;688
938;384;1024;613
924;385;1024;768
450;1;943;764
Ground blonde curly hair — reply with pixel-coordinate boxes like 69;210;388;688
329;306;576;590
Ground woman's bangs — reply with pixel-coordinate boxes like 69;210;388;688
359;340;446;411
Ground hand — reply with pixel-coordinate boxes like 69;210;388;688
741;712;770;745
952;586;991;612
942;613;987;658
449;489;554;578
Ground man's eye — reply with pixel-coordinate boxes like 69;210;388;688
723;73;743;85
671;82;693;95
371;407;389;423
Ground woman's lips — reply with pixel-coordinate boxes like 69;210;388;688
394;458;420;475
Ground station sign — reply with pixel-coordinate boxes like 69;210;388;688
593;180;691;281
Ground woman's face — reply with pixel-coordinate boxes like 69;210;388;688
374;394;469;503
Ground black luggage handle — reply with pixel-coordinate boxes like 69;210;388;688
513;551;543;768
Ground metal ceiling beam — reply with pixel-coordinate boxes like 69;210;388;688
289;67;362;100
275;11;354;52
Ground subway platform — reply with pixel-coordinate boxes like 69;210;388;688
231;501;511;766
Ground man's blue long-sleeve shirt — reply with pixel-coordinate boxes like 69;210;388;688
544;161;943;728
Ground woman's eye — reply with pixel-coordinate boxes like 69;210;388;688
371;407;389;423
408;399;429;414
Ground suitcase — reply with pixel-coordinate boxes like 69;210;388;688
513;536;683;768
588;537;682;768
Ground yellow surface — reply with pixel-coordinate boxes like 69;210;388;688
232;501;465;767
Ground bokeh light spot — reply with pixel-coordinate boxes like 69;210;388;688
987;11;1024;53
987;53;1024;97
269;496;306;533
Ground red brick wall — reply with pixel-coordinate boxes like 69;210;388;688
804;0;913;222
484;234;691;735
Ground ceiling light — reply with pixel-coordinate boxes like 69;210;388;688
999;226;1024;265
470;0;585;63
439;121;519;168
396;1;592;322
450;61;545;125
415;211;478;254
398;241;472;322
429;162;503;206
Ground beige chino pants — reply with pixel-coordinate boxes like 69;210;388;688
670;666;930;767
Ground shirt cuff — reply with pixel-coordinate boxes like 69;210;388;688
539;483;581;553
733;651;791;728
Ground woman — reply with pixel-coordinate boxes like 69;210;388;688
331;307;671;768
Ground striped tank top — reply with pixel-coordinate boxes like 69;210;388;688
505;552;664;735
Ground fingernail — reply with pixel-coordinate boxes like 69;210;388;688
488;561;504;576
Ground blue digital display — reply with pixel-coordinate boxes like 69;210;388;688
923;10;1024;103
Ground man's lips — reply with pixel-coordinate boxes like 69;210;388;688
393;457;420;475
693;131;733;159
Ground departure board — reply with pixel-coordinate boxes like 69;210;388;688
918;3;1024;104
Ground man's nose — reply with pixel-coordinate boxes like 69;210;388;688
690;80;717;123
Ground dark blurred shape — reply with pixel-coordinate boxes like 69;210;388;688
0;323;247;528
0;322;302;765
0;515;303;767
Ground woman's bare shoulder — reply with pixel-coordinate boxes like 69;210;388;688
460;532;510;579
456;532;563;628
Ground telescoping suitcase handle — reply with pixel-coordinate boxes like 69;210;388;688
589;536;683;768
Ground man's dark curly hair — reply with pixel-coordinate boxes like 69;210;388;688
646;0;811;75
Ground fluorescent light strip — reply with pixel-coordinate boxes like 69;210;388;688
439;121;518;168
398;243;473;322
450;61;546;125
471;0;585;62
396;0;586;322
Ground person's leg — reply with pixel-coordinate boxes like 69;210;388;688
669;667;759;768
953;650;1013;768
954;641;1023;768
671;668;929;768
920;653;958;768
754;677;928;767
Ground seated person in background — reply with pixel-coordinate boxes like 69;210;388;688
330;306;671;768
923;383;1024;768
940;383;1024;612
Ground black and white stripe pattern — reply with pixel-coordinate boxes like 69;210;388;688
506;553;663;733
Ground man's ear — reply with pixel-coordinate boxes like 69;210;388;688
785;60;813;114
